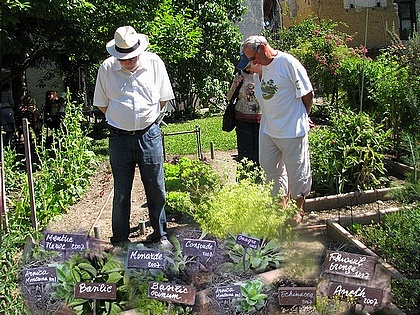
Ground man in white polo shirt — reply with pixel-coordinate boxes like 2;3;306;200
241;35;314;226
93;26;174;249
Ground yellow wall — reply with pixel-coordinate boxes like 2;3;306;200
282;0;399;48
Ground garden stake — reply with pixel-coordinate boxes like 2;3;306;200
166;302;172;315
195;256;200;272
243;247;247;271
92;298;97;315
94;226;100;239
0;130;9;234
23;118;38;232
41;285;45;315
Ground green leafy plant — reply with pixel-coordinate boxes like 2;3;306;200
54;252;128;314
164;157;222;204
1;95;98;314
236;158;265;184
315;295;348;315
165;191;195;216
309;108;391;195
224;236;285;273
236;279;267;314
196;179;295;239
391;279;420;315
352;206;420;278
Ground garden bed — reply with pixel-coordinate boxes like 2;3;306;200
326;206;419;315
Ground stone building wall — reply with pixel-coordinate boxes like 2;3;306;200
282;0;400;48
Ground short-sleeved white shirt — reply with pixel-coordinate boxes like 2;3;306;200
93;52;174;131
254;51;313;139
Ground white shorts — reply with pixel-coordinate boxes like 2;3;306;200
259;132;312;199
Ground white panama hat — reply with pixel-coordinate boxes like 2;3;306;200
106;26;149;60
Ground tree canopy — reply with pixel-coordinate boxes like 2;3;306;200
1;0;246;116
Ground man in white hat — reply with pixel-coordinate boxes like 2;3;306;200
93;26;174;250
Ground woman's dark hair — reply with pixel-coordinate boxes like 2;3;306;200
1;83;10;91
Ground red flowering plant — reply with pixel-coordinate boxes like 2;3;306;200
267;17;357;104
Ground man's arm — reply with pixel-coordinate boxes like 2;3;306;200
302;91;314;114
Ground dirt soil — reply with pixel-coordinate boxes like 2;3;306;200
45;149;402;314
47;150;239;245
47;149;399;243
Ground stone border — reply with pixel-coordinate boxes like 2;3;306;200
305;188;392;212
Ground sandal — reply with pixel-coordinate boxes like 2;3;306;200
287;210;304;227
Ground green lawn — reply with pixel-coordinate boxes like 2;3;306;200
91;116;237;159
161;116;237;155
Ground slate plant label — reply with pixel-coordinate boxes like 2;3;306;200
324;250;376;280
148;281;196;305
278;287;316;306
42;233;88;252
327;282;383;307
214;285;241;300
74;282;117;300
236;234;260;249
182;238;216;258
23;266;58;285
127;249;166;269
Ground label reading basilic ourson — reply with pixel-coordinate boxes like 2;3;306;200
148;281;196;305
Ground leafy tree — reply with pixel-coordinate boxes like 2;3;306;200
1;0;245;116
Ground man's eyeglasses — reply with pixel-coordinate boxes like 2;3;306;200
249;45;260;61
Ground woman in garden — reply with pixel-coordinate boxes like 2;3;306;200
227;52;262;165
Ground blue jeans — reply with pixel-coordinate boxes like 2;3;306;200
109;123;167;244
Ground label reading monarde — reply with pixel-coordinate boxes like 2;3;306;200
214;285;241;300
182;238;216;258
23;266;58;285
324;250;376;280
236;234;260;249
278;287;316;306
42;233;88;252
127;249;166;269
148;281;196;305
74;282;117;300
327;282;383;307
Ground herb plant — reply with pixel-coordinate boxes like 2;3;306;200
309;108;391;195
224;236;285;273
351;206;420;278
196;179;295;239
236;279;267;314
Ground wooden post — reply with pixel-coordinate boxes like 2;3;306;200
23;118;38;232
92;299;97;315
166;302;172;315
243;247;248;271
0;129;9;235
210;141;215;159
